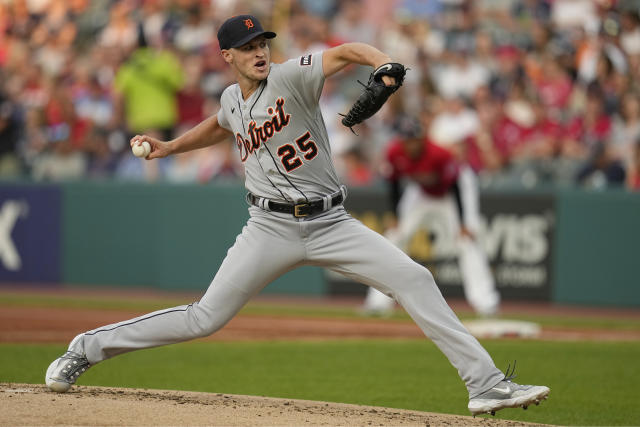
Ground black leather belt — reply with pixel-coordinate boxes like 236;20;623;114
248;190;345;218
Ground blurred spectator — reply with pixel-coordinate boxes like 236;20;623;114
165;151;201;183
512;99;568;185
429;96;479;148
532;53;573;116
176;55;205;132
619;10;640;56
84;129;119;179
173;4;216;53
44;77;91;152
551;0;599;31
297;0;338;18
74;75;114;131
71;70;119;178
490;45;525;101
433;48;491;101
196;143;241;183
286;14;329;58
0;0;638;189
0;93;22;177
331;0;375;45
576;26;627;86
610;91;640;170
26;73;90;181
379;18;420;73
113;26;183;139
468;96;504;173
320;76;352;158
140;0;169;49
563;83;612;161
341;146;374;186
98;1;138;52
472;30;497;75
31;139;88;181
576;141;626;189
19;66;48;110
477;83;533;171
21;106;47;160
512;0;552;25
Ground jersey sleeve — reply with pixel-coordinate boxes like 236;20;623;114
274;53;325;105
216;107;231;132
216;88;233;132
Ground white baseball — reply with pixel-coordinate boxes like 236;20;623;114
132;141;151;158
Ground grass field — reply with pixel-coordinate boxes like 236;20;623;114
1;291;640;426
2;340;639;425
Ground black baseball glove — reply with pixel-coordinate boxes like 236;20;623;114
340;63;407;132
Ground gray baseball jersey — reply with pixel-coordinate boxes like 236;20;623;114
217;53;340;202
51;51;507;401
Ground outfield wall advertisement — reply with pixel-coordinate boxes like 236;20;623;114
1;181;638;306
333;191;555;301
0;185;61;283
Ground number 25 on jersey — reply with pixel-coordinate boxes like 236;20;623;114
277;131;318;172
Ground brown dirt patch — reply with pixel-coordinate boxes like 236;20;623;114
1;383;548;427
0;305;427;343
2;304;640;344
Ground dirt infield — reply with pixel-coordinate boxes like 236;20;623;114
0;305;429;343
2;300;640;343
1;383;549;427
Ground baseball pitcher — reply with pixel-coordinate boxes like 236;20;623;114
45;15;548;416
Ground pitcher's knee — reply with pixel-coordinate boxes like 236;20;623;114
394;263;436;294
187;304;230;338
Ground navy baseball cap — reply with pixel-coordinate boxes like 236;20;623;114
217;15;276;50
393;115;423;139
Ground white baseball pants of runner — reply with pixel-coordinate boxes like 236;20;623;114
79;204;503;398
364;167;500;316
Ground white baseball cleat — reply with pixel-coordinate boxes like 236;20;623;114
45;334;91;392
468;380;549;416
468;363;549;416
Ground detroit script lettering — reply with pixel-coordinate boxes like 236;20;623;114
235;98;290;162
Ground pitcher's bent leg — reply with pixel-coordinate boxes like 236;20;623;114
308;212;503;397
82;283;252;364
82;211;304;364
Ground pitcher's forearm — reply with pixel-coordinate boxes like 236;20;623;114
323;43;393;77
339;43;393;68
169;115;231;155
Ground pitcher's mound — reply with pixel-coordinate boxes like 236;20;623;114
2;383;546;426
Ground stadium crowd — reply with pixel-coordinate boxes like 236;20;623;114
1;0;639;190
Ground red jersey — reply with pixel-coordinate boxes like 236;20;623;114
386;138;459;197
564;115;612;146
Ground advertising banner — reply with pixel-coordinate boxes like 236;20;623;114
0;184;61;283
328;189;554;300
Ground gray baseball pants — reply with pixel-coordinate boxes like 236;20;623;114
80;205;503;397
